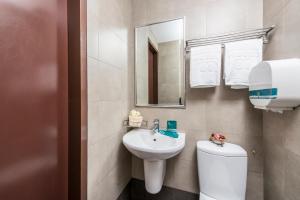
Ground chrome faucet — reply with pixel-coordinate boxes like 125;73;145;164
151;119;160;134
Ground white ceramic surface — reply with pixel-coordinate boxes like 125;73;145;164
197;141;248;200
123;129;185;193
249;58;300;112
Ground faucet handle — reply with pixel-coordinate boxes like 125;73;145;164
152;119;160;133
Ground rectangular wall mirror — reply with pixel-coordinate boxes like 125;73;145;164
135;18;185;108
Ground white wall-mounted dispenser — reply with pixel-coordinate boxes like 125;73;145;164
248;58;300;113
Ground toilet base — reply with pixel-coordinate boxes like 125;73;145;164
199;193;216;200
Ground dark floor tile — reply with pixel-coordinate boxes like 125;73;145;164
131;179;147;200
117;181;131;200
129;178;198;200
172;189;199;200
145;186;173;200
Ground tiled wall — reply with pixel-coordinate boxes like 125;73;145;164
87;0;134;199
263;0;300;199
132;1;264;199
158;41;182;104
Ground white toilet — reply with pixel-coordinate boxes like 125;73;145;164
197;140;248;200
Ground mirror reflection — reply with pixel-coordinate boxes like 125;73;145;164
135;18;185;107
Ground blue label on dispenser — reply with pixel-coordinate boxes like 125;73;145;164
249;88;278;99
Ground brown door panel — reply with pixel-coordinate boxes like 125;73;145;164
148;42;158;104
0;1;68;200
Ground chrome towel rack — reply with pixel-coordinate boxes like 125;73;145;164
186;25;275;51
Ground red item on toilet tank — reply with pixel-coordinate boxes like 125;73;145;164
210;133;226;146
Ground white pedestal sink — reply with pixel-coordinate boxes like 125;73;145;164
122;129;185;194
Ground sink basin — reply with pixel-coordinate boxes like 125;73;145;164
123;128;185;194
123;128;185;160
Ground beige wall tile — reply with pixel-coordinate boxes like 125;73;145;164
164;157;199;193
282;110;300;156
281;0;300;58
263;109;300;200
176;129;209;162
87;58;100;101
87;101;102;145
184;8;207;39
264;180;285;200
263;136;286;187
89;101;125;144
132;0;149;26
263;0;287;23
87;17;99;59
88;59;123;102
90;156;131;200
246;172;264;200
285;151;300;200
205;93;262;135
87;0;133;199
98;23;127;69
205;0;247;35
263;0;300;199
132;156;144;180
246;0;263;29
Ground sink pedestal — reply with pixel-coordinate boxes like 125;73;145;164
144;160;166;194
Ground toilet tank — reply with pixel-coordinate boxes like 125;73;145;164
197;141;248;200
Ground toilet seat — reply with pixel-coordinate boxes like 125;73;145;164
200;193;216;200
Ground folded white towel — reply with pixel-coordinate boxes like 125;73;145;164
190;44;222;88
224;39;263;89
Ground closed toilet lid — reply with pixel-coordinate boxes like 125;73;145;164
197;140;247;157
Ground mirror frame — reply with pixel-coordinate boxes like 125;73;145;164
134;17;186;109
